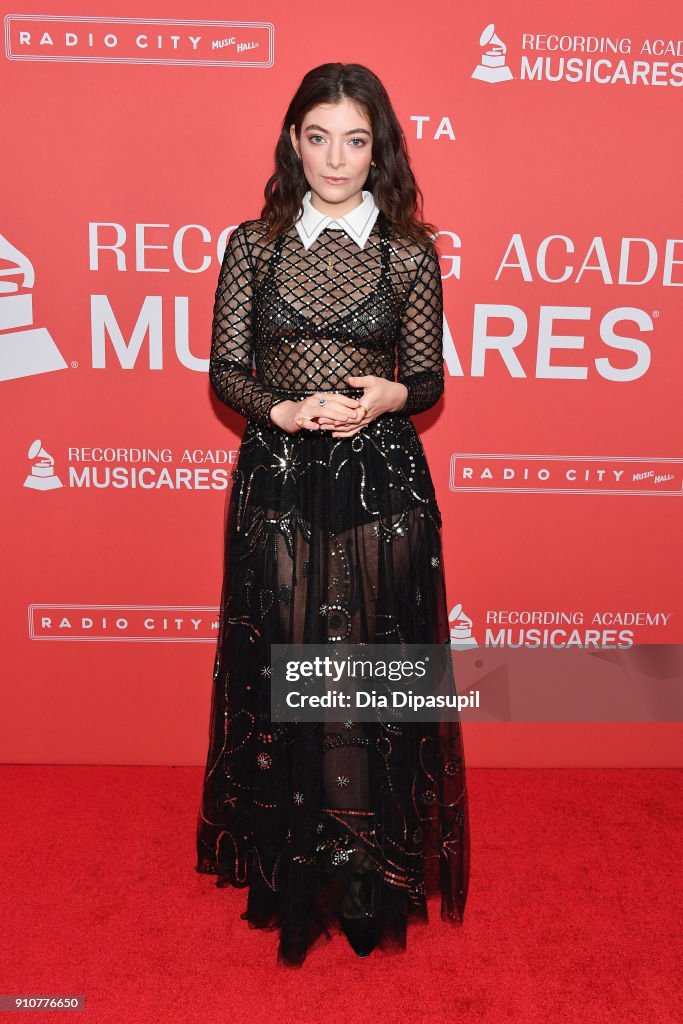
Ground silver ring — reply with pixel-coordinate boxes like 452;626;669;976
318;397;328;406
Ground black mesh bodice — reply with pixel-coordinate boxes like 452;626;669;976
209;208;445;427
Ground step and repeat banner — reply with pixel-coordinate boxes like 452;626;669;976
2;2;681;766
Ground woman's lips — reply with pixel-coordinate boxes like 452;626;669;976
323;176;348;184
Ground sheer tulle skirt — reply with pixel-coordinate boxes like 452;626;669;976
195;413;470;965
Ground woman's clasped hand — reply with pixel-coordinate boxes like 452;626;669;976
269;373;409;437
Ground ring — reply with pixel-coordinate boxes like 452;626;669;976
358;404;368;417
296;417;305;428
318;397;328;406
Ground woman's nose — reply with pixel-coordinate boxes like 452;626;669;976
327;146;345;169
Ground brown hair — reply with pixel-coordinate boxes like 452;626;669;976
259;63;439;249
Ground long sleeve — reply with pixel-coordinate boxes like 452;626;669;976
392;242;445;416
209;221;284;428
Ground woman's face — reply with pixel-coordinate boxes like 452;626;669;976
290;98;374;215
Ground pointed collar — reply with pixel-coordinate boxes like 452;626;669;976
294;189;380;250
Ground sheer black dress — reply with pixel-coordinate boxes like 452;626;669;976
195;207;470;965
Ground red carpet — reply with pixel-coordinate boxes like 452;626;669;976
2;766;680;1023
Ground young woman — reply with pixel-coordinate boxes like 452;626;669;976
195;62;470;966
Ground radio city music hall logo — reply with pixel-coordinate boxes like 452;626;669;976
5;15;274;66
448;454;683;496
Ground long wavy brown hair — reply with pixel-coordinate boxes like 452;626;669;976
259;63;439;249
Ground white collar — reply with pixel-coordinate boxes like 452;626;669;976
294;189;380;250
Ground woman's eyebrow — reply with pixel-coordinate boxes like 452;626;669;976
304;124;372;136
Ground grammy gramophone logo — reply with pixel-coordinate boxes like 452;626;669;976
449;603;478;649
471;23;514;83
0;232;67;382
24;438;63;491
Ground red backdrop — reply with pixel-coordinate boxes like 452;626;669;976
2;1;681;766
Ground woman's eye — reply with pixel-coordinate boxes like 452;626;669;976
306;135;366;146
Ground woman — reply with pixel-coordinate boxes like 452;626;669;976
195;62;470;966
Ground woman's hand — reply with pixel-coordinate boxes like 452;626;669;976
316;375;409;437
269;394;363;434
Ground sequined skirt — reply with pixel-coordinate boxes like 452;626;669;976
195;411;470;965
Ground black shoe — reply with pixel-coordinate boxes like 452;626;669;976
339;868;378;957
339;913;376;957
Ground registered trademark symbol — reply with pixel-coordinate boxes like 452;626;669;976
71;360;78;367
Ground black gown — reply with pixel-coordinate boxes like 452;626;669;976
195;207;470;966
